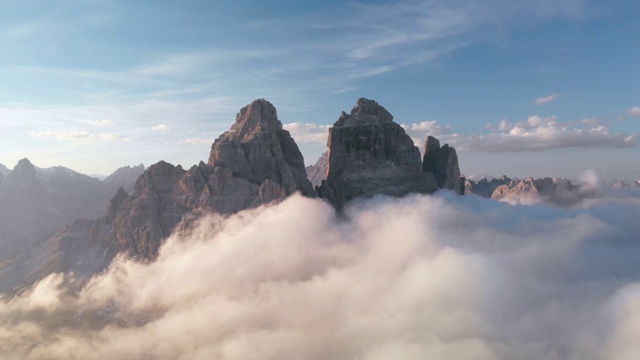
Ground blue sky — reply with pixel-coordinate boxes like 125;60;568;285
0;0;639;180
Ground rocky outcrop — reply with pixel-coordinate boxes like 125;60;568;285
317;98;438;208
207;98;316;206
109;99;315;259
466;176;597;207
465;175;512;197
491;177;539;204
306;152;328;188
102;164;145;194
423;136;461;193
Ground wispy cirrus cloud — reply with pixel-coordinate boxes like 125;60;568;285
535;93;561;105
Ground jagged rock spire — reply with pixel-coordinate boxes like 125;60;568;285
423;136;461;193
318;98;437;208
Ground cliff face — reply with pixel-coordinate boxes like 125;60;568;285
306;151;328;188
207;98;316;207
317;98;439;208
109;99;315;259
423;136;461;194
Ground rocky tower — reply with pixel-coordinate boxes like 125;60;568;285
318;98;438;208
111;99;315;259
422;136;461;193
306;151;328;188
207;98;315;203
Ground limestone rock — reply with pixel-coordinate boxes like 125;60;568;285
491;177;539;204
423;136;461;193
102;164;145;194
465;175;511;197
306;152;328;188
465;176;598;207
110;99;316;259
208;98;316;205
318;98;438;208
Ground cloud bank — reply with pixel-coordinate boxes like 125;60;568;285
1;192;640;359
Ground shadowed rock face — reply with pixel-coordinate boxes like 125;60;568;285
423;136;461;194
318;98;438;208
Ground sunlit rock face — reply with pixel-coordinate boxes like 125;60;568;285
318;98;438;208
110;99;316;259
306;151;328;188
465;175;512;197
423;136;461;194
207;98;316;205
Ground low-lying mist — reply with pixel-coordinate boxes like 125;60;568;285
1;191;640;359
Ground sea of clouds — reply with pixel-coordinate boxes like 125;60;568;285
1;190;639;359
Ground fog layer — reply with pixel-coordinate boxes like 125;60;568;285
1;192;639;359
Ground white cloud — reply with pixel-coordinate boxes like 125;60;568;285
30;131;128;142
1;192;640;359
183;138;215;145
81;119;113;127
153;124;171;132
535;93;561;105
283;120;451;148
401;121;451;147
283;122;331;144
287;114;638;154
453;115;638;152
628;106;640;117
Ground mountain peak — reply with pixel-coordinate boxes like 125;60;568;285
12;158;36;179
318;98;437;208
335;97;394;126
231;98;282;135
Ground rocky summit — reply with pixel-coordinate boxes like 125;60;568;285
106;99;316;259
317;98;442;208
207;98;316;204
423;136;461;194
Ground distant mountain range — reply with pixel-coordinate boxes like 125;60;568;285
0;160;144;293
